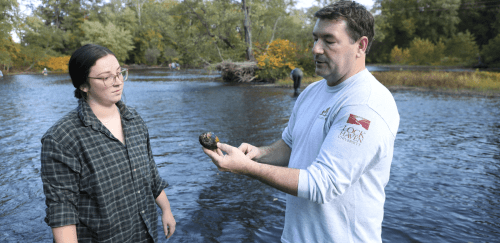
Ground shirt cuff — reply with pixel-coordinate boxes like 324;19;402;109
297;169;309;199
45;203;79;228
153;179;169;199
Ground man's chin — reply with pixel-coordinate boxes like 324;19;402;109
315;68;329;79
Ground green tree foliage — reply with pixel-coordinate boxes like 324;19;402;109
371;0;461;63
482;34;500;65
4;0;498;71
22;15;67;52
131;0;176;64
407;38;445;65
0;0;17;70
456;0;500;48
171;0;246;66
36;0;103;53
80;21;135;62
144;48;161;65
443;31;479;65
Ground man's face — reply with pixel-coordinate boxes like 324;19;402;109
312;18;359;86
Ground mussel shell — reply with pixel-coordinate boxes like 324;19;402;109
199;132;220;150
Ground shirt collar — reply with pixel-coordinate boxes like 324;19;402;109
78;98;135;128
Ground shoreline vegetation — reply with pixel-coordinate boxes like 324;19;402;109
273;70;500;97
3;64;500;98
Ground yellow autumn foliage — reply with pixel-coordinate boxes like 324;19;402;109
38;56;71;72
254;39;299;80
255;39;298;70
390;45;410;64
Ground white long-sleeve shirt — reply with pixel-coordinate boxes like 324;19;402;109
281;69;400;243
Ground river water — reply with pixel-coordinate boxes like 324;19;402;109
0;68;499;243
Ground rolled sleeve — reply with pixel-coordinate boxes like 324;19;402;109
41;136;80;227
297;169;310;199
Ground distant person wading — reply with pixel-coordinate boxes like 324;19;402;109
290;68;303;95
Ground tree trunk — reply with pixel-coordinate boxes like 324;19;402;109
242;0;254;61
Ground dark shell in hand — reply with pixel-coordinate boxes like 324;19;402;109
199;132;220;150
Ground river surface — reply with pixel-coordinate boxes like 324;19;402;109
0;68;499;243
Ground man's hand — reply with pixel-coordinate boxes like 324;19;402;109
161;210;176;239
202;143;251;174
202;141;299;196
238;143;262;160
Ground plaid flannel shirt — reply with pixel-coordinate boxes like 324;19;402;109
41;98;169;243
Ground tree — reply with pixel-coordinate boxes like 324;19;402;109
456;0;500;48
33;0;104;54
81;21;135;62
0;0;17;70
482;34;500;65
371;0;461;63
242;0;254;61
171;0;247;65
443;30;479;65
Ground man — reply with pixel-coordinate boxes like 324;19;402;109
290;68;303;95
203;1;399;242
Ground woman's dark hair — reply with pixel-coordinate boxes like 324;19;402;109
315;0;375;54
68;44;115;99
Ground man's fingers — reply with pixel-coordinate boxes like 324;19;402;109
216;148;223;157
238;143;249;153
202;147;217;157
245;149;258;159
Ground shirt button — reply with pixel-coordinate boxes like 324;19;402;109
137;190;140;193
141;210;145;214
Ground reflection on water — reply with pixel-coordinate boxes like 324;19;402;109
0;68;499;242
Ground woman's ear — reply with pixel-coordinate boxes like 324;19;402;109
80;84;89;93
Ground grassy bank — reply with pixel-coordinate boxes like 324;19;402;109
275;70;500;95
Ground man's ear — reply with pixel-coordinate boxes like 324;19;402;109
357;36;369;55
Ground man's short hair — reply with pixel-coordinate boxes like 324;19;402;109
315;0;375;54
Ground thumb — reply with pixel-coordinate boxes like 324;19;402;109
217;142;232;155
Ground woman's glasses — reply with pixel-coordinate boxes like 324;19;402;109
88;68;128;87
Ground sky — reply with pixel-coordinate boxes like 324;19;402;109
295;0;375;10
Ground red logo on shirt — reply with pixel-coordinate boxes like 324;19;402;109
347;114;370;130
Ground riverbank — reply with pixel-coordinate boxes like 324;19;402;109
271;70;500;98
4;66;500;98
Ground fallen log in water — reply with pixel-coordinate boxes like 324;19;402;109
215;61;259;82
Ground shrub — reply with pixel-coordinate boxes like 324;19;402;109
390;45;410;64
37;56;71;72
254;39;299;81
407;38;445;65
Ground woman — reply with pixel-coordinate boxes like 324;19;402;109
41;44;176;242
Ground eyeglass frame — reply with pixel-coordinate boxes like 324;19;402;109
88;68;128;87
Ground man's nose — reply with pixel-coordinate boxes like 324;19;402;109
312;40;323;55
